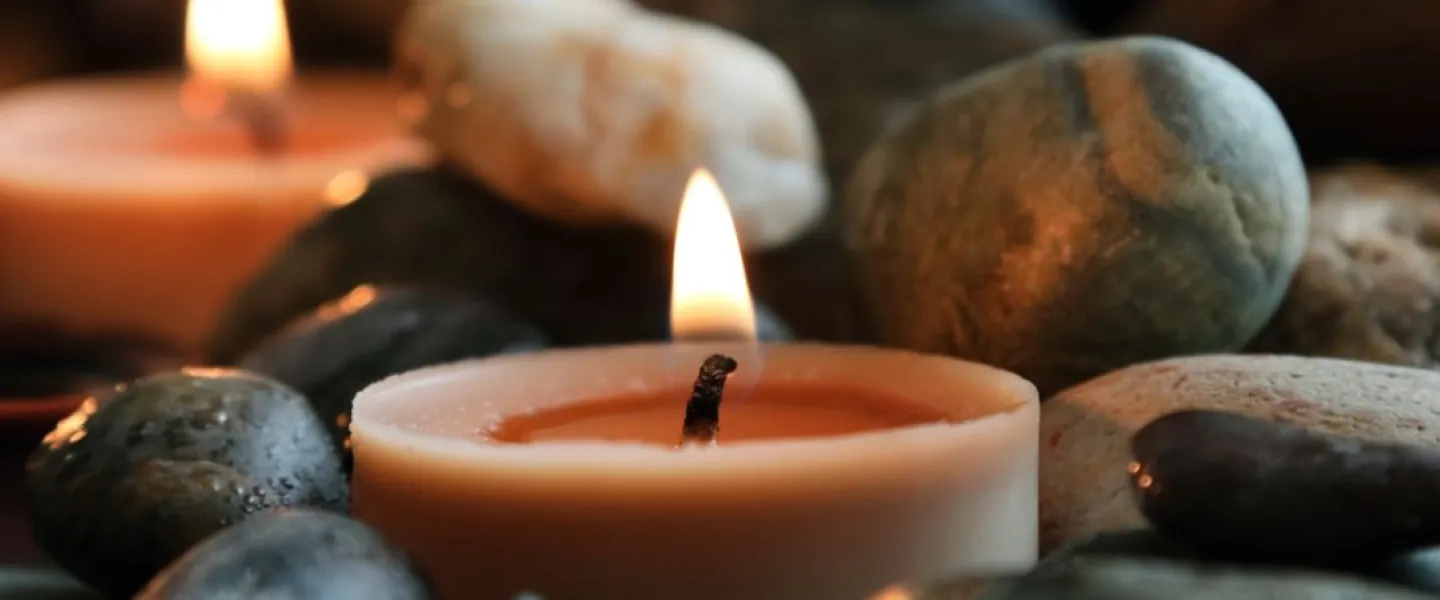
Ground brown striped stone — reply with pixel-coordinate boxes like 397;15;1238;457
843;36;1308;395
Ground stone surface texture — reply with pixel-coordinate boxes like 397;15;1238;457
396;0;826;250
1250;165;1440;368
845;36;1308;395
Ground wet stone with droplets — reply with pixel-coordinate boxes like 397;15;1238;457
24;370;347;598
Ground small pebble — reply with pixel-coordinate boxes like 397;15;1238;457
1131;410;1440;565
239;286;549;467
25;370;346;597
137;509;434;600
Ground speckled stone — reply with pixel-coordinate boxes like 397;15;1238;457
238;286;548;466
1248;165;1440;368
1131;410;1440;565
137;510;434;600
25;371;346;598
1040;355;1440;554
844;36;1308;395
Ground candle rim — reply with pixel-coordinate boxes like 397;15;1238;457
350;342;1039;468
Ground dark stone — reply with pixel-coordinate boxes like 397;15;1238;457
1122;0;1440;162
25;371;347;598
843;36;1308;395
211;167;803;363
0;567;101;600
1360;548;1440;595
915;530;1436;599
968;556;1432;600
238;286;548;467
207;166;673;364
137;509;434;600
1131;410;1440;565
911;529;1200;598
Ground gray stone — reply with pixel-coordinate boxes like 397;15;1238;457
843;36;1308;395
137;510;434;600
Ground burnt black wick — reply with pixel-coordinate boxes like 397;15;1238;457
680;354;738;445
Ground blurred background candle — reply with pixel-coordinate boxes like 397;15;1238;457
350;171;1040;600
0;0;427;357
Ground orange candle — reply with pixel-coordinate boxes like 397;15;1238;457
349;171;1040;599
0;0;428;353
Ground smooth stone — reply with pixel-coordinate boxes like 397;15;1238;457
25;371;347;598
1122;0;1440;161
0;567;101;600
915;529;1440;598
1040;355;1440;553
1133;410;1440;564
137;510;434;600
907;529;1199;599
396;0;827;250
1248;165;1440;368
207;167;670;364
210;167;800;364
843;36;1308;395
969;557;1433;600
237;286;549;468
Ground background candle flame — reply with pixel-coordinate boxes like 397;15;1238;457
184;0;293;95
670;169;758;341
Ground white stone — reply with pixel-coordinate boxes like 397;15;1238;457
397;0;828;249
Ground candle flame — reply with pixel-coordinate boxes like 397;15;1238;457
185;0;294;95
670;169;757;341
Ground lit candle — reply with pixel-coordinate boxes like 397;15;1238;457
0;0;428;353
349;170;1039;599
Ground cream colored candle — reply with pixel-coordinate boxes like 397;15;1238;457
0;0;427;353
349;171;1040;599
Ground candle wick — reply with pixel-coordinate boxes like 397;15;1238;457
229;91;288;157
680;354;738;446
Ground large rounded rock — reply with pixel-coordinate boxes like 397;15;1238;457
25;371;347;597
137;510;434;600
1040;355;1440;553
1248;165;1440;368
844;36;1307;395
